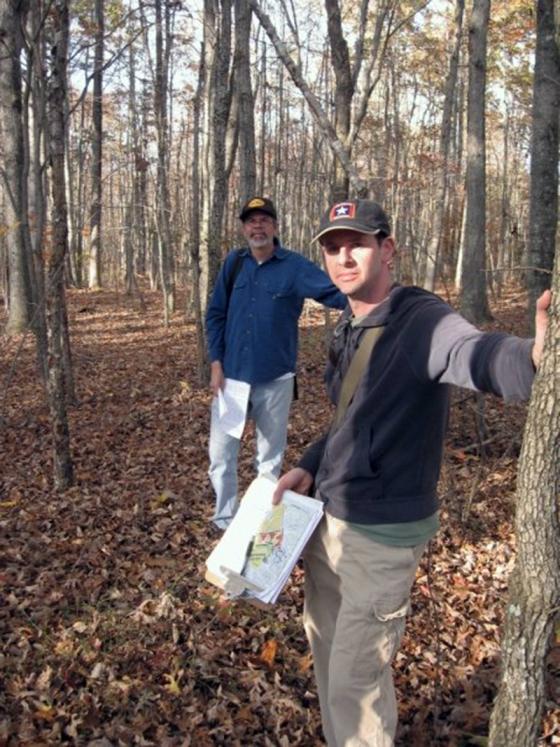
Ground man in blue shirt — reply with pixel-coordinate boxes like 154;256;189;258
206;197;346;529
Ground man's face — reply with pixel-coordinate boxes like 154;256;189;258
320;229;394;300
241;210;277;250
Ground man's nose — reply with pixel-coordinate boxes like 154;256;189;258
336;245;353;263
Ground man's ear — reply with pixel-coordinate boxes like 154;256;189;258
380;236;396;263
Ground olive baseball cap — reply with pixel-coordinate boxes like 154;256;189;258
239;196;277;221
313;199;391;243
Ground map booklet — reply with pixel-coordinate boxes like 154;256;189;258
205;475;324;605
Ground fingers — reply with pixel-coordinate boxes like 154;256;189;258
210;372;224;395
532;289;552;368
536;289;552;313
209;361;224;395
272;477;288;505
272;468;313;504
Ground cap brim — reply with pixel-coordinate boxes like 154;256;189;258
312;224;382;243
239;209;277;221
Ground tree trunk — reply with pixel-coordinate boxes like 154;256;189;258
190;45;207;385
423;0;464;291
87;0;104;288
200;0;233;314
44;0;73;490
234;0;256;202
154;0;176;323
66;60;89;287
459;0;492;323
488;267;560;744
496;104;511;293
324;0;353;201
489;5;560;737
525;0;559;329
25;2;48;378
0;0;32;335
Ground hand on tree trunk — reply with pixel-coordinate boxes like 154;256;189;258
532;289;552;368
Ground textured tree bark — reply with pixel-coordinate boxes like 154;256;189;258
423;0;464;291
526;0;559;328
154;0;176;322
26;4;49;377
44;0;73;490
190;46;207;385
0;0;32;334
459;0;492;323
87;0;104;289
488;3;560;739
324;0;353;202
234;0;256;202
200;0;233;314
489;265;560;743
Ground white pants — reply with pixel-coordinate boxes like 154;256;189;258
208;377;294;529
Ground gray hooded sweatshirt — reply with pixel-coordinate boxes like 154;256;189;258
298;285;535;524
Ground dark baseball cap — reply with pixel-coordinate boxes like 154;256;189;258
239;196;277;221
313;199;391;243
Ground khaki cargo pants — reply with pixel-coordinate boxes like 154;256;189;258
303;513;426;747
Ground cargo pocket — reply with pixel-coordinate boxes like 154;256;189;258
344;595;409;683
372;595;410;623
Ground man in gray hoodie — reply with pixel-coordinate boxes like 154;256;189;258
273;199;551;747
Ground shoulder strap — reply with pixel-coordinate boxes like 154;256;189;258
225;249;245;308
333;326;384;428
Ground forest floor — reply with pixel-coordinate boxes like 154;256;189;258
1;284;559;746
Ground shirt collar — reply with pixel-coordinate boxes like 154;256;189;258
345;283;402;329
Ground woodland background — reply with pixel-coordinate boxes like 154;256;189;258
1;0;559;745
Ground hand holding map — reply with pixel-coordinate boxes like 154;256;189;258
205;476;324;604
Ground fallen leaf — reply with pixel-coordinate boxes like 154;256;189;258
259;639;278;667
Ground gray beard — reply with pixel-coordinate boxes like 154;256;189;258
247;237;273;251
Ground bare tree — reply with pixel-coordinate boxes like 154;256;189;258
489;4;559;739
44;0;73;489
488;281;559;744
233;0;256;202
190;46;207;383
459;0;492;323
525;0;559;327
25;1;50;376
199;0;233;312
423;0;464;291
324;0;355;201
0;0;32;334
247;0;367;195
154;0;176;321
87;0;104;288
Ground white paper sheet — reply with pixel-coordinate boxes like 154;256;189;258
206;476;324;604
216;378;251;438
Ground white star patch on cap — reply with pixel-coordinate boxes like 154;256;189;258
330;202;356;220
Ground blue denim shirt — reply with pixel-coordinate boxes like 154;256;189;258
206;243;346;385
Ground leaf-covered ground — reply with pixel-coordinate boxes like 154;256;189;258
1;287;558;746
